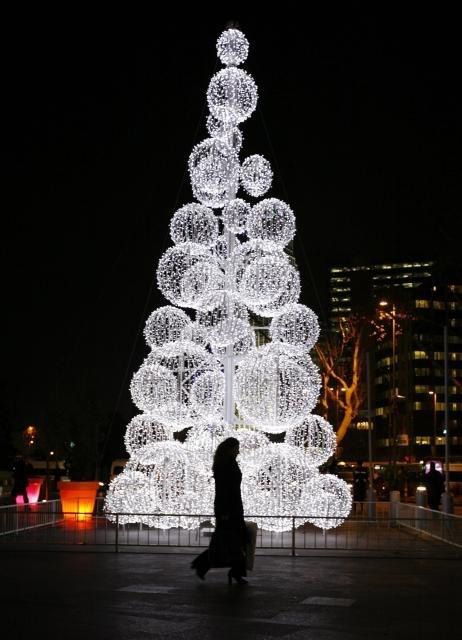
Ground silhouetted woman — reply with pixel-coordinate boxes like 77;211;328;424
191;437;247;585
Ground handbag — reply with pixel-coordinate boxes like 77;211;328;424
244;521;258;571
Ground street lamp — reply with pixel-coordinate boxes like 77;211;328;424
378;300;399;471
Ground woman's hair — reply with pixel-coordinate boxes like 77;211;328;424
212;437;240;473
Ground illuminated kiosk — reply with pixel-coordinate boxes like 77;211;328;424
104;29;352;532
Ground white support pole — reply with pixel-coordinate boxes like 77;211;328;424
223;229;235;427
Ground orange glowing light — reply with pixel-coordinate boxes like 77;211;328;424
58;481;100;521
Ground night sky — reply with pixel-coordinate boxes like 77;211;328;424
2;9;461;446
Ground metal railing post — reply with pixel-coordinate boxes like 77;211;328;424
291;516;296;557
115;513;119;553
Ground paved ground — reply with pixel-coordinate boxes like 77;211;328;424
1;550;460;640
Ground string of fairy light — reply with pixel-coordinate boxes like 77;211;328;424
105;28;352;531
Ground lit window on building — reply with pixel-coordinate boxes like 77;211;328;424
413;351;428;360
414;368;432;376
415;436;431;445
414;385;430;394
434;352;462;361
415;299;430;309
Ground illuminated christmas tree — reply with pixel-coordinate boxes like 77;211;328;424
105;28;352;532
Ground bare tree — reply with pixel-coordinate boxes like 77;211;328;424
315;317;368;444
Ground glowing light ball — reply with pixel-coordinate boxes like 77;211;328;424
285;415;337;467
180;321;209;347
213;234;241;267
131;441;213;529
216;28;249;66
206;115;243;152
170;203;218;247
242;444;318;532
222;198;251;234
209;320;255;357
179;260;224;309
144;341;220;429
189;138;240;208
130;363;177;414
232;239;288;290
190;370;225;421
143;306;191;348
235;347;319;433
207;68;258;125
270;303;320;350
104;469;152;525
246;198;296;246
184;422;235;458
303;474;352;530
248;265;300;317
156;242;209;307
197;291;249;347
231;428;270;473
239;255;297;307
240;154;273;197
124;414;171;455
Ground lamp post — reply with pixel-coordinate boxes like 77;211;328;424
442;326;453;513
366;352;377;516
379;301;398;471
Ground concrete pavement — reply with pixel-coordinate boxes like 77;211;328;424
1;550;460;640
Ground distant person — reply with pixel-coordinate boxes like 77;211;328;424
424;461;445;510
11;454;29;505
353;460;368;514
191;437;248;585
